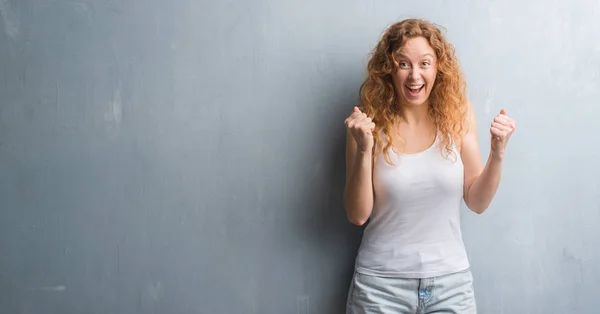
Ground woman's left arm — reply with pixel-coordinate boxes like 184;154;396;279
460;101;516;214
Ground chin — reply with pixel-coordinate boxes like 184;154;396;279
406;99;428;106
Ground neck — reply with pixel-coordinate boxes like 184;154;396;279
398;103;430;125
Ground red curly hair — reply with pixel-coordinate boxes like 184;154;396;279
358;19;468;164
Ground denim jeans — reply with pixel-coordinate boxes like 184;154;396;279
346;268;477;314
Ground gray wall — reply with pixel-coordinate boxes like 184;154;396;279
1;0;598;313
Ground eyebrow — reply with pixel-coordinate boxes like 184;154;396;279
397;52;435;59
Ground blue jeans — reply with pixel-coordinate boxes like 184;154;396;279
346;268;477;314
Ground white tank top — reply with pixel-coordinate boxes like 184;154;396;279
354;132;470;278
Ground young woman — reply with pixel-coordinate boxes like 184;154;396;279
343;19;516;313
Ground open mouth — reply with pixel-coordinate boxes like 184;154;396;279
405;84;424;97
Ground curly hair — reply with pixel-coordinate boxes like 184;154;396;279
358;18;468;164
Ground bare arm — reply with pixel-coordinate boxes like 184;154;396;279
343;107;375;226
461;102;515;214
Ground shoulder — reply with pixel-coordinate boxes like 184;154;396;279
457;100;482;171
452;99;477;151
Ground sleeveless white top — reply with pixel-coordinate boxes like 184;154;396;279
354;132;470;278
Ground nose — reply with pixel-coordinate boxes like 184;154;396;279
408;67;422;79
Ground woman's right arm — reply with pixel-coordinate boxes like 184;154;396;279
343;108;375;226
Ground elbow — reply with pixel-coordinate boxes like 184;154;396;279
467;202;488;215
464;190;490;215
471;207;487;215
347;215;368;226
343;200;370;226
343;188;373;226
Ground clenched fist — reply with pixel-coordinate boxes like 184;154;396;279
345;106;376;153
490;109;516;160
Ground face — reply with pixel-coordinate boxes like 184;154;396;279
392;36;438;107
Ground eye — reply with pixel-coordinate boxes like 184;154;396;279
399;61;409;68
422;61;431;66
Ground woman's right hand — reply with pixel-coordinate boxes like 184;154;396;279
344;106;375;153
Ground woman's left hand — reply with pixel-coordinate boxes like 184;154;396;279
490;109;516;160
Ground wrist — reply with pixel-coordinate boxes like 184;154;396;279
489;151;504;162
356;149;372;156
355;147;373;158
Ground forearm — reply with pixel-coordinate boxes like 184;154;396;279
466;153;503;214
344;151;374;225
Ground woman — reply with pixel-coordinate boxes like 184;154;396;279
343;19;515;313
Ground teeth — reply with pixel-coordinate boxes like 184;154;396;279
408;85;423;90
